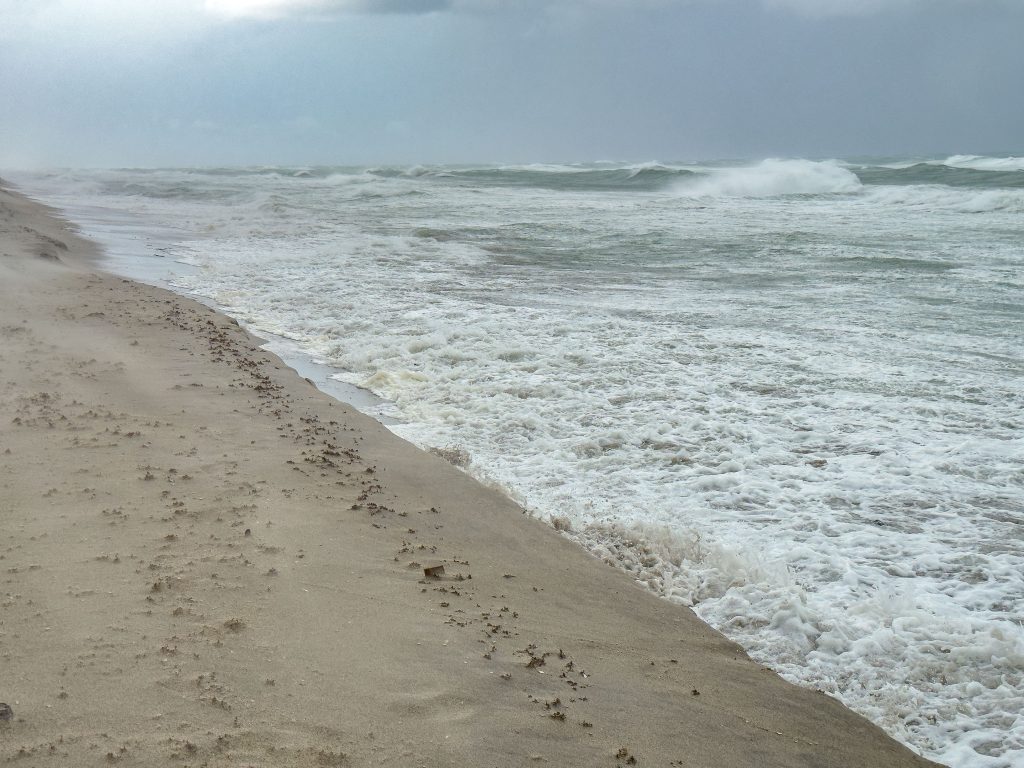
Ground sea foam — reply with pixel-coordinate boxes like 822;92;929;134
673;158;863;197
942;155;1024;172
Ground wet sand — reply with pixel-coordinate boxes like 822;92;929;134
0;181;943;767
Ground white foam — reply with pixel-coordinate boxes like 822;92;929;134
942;155;1024;172
863;184;1024;213
673;158;863;197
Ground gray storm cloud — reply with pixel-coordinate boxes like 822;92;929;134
0;0;998;29
202;0;985;17
0;0;1020;167
205;0;449;18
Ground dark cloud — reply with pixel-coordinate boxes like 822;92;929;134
211;0;997;19
352;0;451;12
1;0;1021;166
204;0;451;18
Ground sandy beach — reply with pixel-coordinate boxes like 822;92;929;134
0;181;943;767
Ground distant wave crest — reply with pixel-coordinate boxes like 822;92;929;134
673;159;863;198
942;154;1024;172
855;161;1024;190
365;163;699;192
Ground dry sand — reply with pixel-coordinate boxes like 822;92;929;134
0;180;943;767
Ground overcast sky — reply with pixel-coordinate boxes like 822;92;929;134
1;0;1021;167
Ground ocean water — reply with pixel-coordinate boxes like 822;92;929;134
9;156;1024;767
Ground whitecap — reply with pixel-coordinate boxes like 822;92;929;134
673;158;863;198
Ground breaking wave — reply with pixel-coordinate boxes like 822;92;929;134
855;162;1024;190
942;155;1024;172
673;159;863;198
862;185;1024;213
369;163;699;192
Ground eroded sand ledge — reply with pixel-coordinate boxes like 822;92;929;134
0;181;942;767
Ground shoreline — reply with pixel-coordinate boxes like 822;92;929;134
0;180;942;766
0;186;397;423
